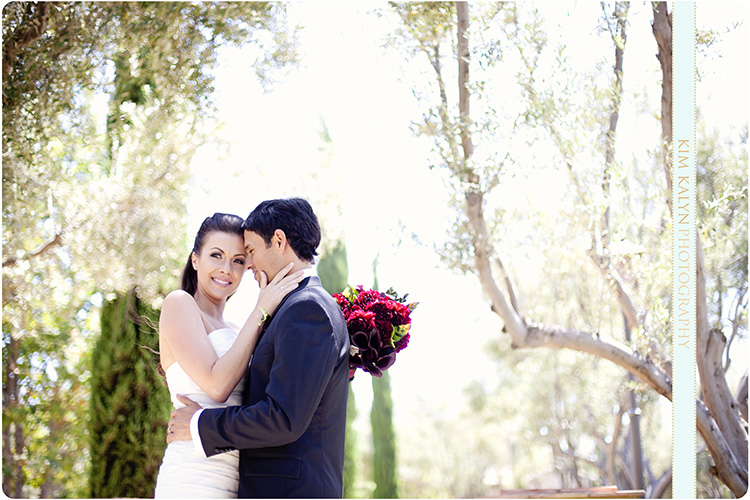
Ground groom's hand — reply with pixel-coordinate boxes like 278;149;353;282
166;394;202;444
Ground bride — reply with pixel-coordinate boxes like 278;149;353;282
154;213;303;498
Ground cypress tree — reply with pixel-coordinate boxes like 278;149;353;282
88;289;171;498
371;371;398;498
317;240;348;296
343;384;358;497
370;260;398;498
316;240;358;497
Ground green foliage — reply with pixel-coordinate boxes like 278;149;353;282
387;2;456;55
696;117;748;328
88;290;170;498
318;240;349;296
2;2;298;496
397;346;670;498
316;239;358;496
344;385;358;498
384;1;680;495
694;119;747;499
371;371;398;498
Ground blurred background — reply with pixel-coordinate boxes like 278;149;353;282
2;2;747;498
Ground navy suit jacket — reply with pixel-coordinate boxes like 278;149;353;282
197;276;350;498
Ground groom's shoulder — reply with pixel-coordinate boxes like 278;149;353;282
283;279;342;317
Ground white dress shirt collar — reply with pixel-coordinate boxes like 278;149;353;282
301;266;317;279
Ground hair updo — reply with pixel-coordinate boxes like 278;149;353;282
180;213;245;296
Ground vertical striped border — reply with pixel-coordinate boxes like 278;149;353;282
672;2;697;498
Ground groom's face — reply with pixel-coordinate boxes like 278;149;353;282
244;229;282;283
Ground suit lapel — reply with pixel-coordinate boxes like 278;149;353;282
254;276;315;347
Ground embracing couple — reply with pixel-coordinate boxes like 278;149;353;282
154;198;350;498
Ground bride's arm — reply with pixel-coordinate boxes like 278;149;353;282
159;263;303;403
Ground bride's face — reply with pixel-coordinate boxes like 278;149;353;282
192;231;247;299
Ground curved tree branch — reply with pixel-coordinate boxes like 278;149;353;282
648;466;672;499
465;189;673;400
2;232;64;268
649;3;747;492
696;234;749;469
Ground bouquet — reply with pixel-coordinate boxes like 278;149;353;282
334;285;417;379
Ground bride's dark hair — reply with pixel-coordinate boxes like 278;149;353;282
181;213;245;296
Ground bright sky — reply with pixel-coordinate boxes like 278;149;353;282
186;1;748;437
187;1;498;419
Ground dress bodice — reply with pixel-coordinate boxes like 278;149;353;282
164;327;245;410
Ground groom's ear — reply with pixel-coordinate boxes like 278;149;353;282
272;229;287;251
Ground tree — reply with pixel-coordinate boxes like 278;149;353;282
385;1;746;496
651;2;747;496
370;260;399;498
88;290;170;498
316;239;359;498
2;3;297;496
371;371;398;498
344;383;359;498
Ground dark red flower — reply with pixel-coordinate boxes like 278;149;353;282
394;333;410;352
354;289;383;308
349;328;396;378
337;286;416;380
346;309;376;335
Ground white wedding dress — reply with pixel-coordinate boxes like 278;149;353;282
154;328;245;498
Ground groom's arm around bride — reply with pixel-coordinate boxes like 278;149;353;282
169;198;350;499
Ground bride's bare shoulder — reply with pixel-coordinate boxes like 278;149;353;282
163;289;194;307
160;290;200;325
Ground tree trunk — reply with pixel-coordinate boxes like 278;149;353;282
465;189;673;400
598;5;645;488
651;1;673;217
2;333;25;498
737;372;748;423
696;399;748;496
418;2;744;493
649;467;672;499
650;3;748;495
696;236;749;496
457;0;473;164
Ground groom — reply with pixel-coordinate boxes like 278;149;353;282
168;197;350;498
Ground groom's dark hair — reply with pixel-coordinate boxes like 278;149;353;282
243;197;321;263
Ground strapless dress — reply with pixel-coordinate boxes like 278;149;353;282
154;328;245;498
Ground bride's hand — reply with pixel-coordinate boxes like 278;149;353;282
255;263;305;316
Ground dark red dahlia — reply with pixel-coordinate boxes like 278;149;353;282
354;288;383;308
346;309;376;335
